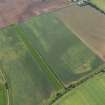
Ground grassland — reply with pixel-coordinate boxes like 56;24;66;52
90;0;105;12
0;12;104;105
53;73;105;105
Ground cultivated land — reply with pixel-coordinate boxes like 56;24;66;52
0;1;105;105
53;73;105;105
0;25;63;105
90;0;105;12
0;0;69;28
0;12;104;105
55;5;105;61
19;13;104;86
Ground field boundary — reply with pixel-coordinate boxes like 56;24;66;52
88;2;105;15
15;17;105;105
50;64;105;105
48;15;105;105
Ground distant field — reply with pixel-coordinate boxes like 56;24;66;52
0;12;104;105
90;0;105;12
53;73;105;105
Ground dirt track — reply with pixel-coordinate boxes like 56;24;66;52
55;5;105;61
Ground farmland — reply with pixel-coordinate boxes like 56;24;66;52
90;0;105;12
0;7;105;105
55;5;105;61
53;73;105;105
0;25;64;105
18;13;104;86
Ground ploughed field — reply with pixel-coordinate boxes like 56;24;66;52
0;12;104;105
53;73;105;105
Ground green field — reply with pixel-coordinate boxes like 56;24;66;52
0;85;6;105
53;73;105;105
0;13;104;105
0;26;63;105
90;0;105;12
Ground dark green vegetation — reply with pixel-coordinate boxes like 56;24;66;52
0;13;104;105
53;73;105;105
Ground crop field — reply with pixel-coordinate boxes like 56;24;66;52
18;13;103;86
90;0;105;12
53;73;105;105
0;26;64;105
0;12;104;105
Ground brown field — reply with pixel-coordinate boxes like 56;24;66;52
0;0;69;28
55;5;105;61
